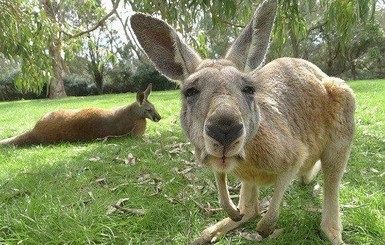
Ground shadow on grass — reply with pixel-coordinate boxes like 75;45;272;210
0;130;202;244
1;121;384;244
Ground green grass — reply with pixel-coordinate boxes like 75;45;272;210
0;80;384;245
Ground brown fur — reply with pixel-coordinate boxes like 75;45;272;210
130;0;355;244
0;84;161;146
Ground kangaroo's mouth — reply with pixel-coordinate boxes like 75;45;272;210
200;150;245;172
150;115;161;122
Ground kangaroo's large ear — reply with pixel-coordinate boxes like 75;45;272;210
225;0;278;72
136;91;145;105
130;14;202;82
143;83;152;99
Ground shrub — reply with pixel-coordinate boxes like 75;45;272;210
132;62;178;91
63;74;93;96
0;70;46;101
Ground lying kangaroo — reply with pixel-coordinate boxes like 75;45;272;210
0;84;161;146
130;0;355;244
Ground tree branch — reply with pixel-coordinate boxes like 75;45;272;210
299;20;328;43
207;4;245;29
306;20;327;36
114;10;145;60
213;16;246;29
62;0;121;39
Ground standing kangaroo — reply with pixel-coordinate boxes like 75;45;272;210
0;84;161;146
130;0;355;244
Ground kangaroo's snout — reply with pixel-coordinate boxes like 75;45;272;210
152;113;162;122
205;122;243;148
204;110;245;159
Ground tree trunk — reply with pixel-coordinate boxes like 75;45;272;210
326;37;333;75
350;60;357;80
94;69;104;94
289;27;300;58
48;39;68;98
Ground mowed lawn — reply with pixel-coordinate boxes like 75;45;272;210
0;80;384;245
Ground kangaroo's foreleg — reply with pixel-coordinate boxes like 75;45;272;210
214;172;243;221
256;166;300;237
191;181;259;245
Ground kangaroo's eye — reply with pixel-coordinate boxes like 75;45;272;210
184;87;200;98
242;86;255;95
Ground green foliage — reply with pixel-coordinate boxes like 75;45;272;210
1;0;383;96
274;0;308;49
325;0;376;52
63;74;94;96
0;70;47;101
0;80;384;244
132;62;178;91
0;0;117;96
128;0;382;79
85;22;121;94
0;0;53;93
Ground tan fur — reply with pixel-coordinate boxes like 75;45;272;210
0;84;161;146
130;1;355;244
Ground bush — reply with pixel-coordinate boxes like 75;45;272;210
0;71;47;101
0;61;178;101
106;63;136;93
105;61;178;94
132;62;178;91
63;74;93;96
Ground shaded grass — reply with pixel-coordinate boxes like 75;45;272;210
0;80;384;244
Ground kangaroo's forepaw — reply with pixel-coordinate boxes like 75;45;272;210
190;229;221;245
190;236;212;245
256;225;274;238
321;223;344;245
228;208;244;222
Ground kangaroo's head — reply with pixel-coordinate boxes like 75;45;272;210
131;0;277;172
136;83;161;122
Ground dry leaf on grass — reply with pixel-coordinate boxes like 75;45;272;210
149;178;163;196
187;184;204;195
228;182;241;191
192;199;222;216
110;182;130;192
164;142;192;155
88;156;101;162
106;197;145;216
94;178;107;187
137;173;164;196
204;178;216;191
312;183;322;197
164;194;178;204
240;232;263;242
239;228;284;242
154;148;163;157
259;196;271;215
115;153;136;165
304;207;323;213
88;191;95;200
137;173;152;184
369;168;379;173
173;167;198;182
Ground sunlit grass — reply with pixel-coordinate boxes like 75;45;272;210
0;80;384;244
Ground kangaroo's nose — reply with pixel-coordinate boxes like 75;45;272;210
154;114;161;122
205;121;243;147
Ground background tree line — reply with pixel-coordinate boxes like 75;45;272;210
0;0;384;101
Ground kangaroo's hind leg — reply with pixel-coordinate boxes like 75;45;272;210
301;160;322;185
320;142;352;245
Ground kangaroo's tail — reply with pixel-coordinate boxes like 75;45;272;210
0;131;38;146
